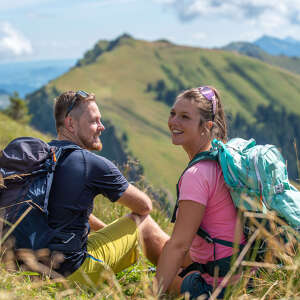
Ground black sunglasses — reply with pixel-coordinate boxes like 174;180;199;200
65;90;89;117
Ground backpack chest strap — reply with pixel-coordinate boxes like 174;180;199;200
197;227;244;250
171;150;218;223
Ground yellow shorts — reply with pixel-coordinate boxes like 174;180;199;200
67;216;139;287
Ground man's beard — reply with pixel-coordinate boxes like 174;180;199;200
78;132;102;151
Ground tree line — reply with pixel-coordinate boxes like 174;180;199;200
228;105;300;181
147;79;300;181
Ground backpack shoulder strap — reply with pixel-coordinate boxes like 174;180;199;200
171;149;218;223
43;144;81;214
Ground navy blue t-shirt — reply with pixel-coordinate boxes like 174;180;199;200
48;140;129;276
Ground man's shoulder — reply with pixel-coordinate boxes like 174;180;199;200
84;151;119;170
49;140;118;170
49;139;81;149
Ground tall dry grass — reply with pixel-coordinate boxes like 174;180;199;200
0;160;300;299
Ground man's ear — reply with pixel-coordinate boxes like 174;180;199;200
64;116;76;133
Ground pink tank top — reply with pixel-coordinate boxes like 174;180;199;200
179;160;245;286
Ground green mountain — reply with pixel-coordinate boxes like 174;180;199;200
0;112;52;150
26;35;300;200
222;41;300;75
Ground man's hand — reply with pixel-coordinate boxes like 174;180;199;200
117;184;152;216
88;214;107;231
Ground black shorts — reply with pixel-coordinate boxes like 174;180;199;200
180;272;226;299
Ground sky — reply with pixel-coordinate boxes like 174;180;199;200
1;0;300;62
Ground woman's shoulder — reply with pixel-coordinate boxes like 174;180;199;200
182;160;224;194
186;160;220;176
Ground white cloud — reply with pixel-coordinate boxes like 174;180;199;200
191;32;207;40
76;0;137;8
0;22;33;59
156;0;300;31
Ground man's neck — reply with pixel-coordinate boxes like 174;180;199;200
57;129;77;144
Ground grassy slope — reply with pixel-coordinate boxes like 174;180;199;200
0;112;52;149
222;41;300;75
29;37;300;200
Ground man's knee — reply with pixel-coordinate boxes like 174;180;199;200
126;212;148;226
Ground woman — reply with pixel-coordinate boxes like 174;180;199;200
155;86;245;299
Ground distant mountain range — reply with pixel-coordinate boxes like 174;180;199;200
254;35;300;57
0;58;76;98
222;35;300;60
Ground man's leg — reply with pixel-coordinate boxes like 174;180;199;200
67;214;169;287
127;213;169;265
67;216;139;286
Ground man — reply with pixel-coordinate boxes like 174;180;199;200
47;90;169;286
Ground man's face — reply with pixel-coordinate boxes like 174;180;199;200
73;101;105;151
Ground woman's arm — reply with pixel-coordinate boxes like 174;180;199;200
155;200;206;295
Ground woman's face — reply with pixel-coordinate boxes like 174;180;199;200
168;97;205;152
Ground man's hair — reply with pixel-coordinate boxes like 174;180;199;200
53;91;96;132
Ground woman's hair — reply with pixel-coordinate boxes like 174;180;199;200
53;91;95;132
176;86;227;142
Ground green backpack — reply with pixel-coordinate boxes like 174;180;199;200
212;137;300;229
172;137;300;278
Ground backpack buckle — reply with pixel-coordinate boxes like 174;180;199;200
62;233;75;244
204;236;214;244
274;183;284;194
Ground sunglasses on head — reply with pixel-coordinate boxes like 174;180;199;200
65;90;89;117
197;86;217;119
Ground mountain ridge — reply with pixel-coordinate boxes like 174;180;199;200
25;35;300;199
221;40;300;76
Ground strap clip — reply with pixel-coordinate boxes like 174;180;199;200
204;235;214;244
62;232;75;244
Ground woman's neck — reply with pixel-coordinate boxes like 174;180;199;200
184;142;212;160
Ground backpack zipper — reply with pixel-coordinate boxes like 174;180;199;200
253;151;266;207
227;163;238;186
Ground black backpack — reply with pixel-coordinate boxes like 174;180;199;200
0;137;81;251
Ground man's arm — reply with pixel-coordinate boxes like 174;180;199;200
117;183;152;216
89;213;107;231
89;184;151;231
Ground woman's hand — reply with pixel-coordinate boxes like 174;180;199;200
155;200;206;296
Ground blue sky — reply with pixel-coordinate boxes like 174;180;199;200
1;0;300;62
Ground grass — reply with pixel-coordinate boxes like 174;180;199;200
0;112;52;149
1;192;300;299
0;191;172;300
